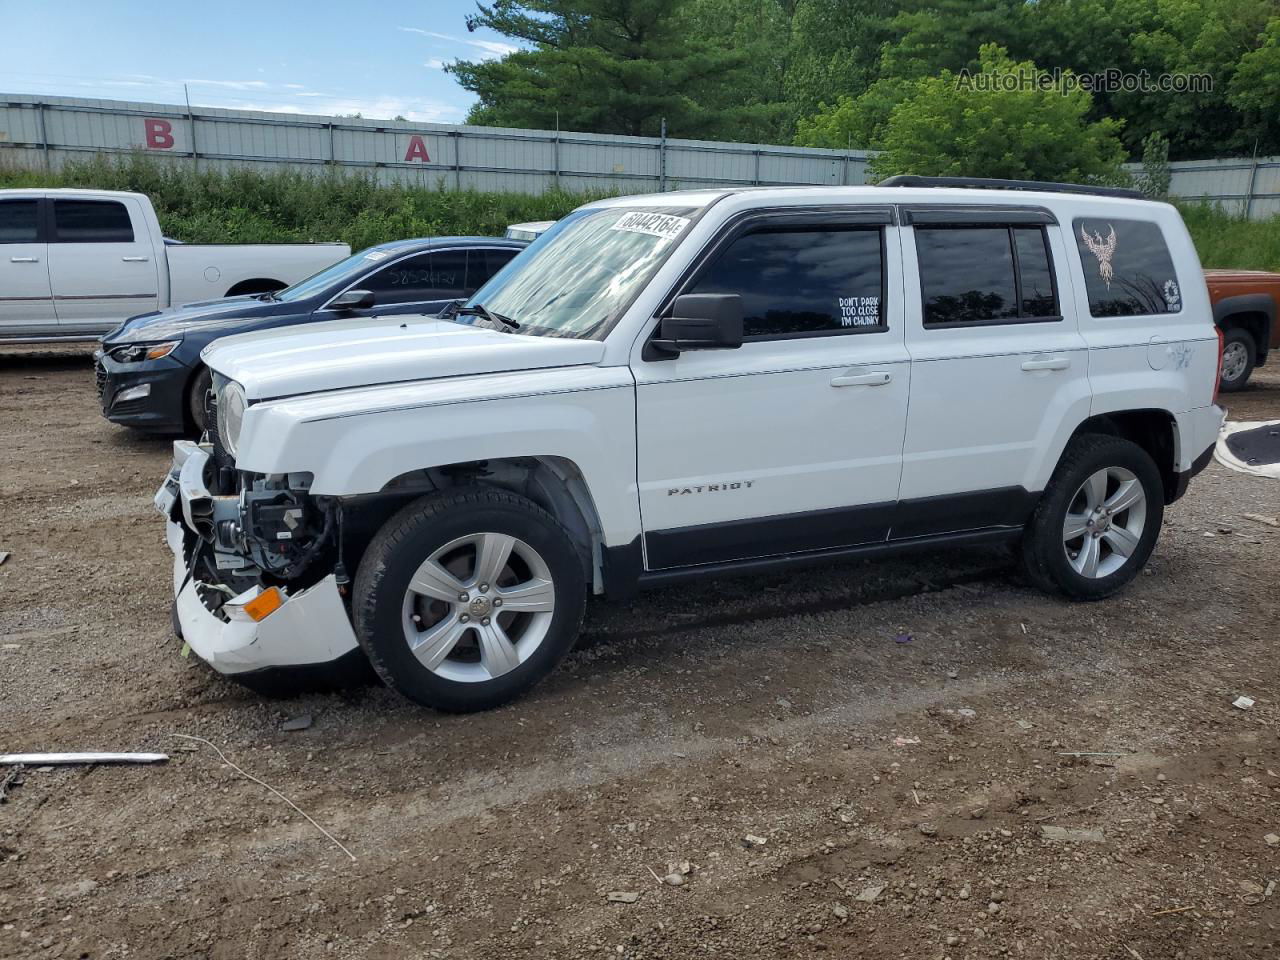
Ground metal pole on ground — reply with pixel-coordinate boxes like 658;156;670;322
659;117;667;192
36;101;50;171
184;84;198;171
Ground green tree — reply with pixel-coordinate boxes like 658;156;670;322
840;46;1128;183
447;0;764;138
1133;131;1172;198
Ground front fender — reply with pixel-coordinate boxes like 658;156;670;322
234;366;641;546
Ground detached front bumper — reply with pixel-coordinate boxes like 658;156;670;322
157;441;359;676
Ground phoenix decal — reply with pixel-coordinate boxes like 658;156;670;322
1080;223;1118;289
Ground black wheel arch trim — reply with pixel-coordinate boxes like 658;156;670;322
1213;292;1275;364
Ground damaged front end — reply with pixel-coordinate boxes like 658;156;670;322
156;440;359;675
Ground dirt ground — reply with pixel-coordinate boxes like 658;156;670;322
1;347;1277;960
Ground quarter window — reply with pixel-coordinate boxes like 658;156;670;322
52;200;134;243
1073;218;1182;316
689;225;885;338
916;225;1059;325
0;200;39;243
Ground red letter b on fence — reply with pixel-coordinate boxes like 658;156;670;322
144;118;174;150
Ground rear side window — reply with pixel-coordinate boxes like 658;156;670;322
53;200;134;243
916;225;1059;325
1074;218;1182;316
689;225;885;338
0;200;39;243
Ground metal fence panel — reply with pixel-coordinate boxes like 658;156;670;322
1;93;1276;217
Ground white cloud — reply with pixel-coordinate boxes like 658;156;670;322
424;58;447;70
183;78;270;91
235;95;465;123
397;25;519;60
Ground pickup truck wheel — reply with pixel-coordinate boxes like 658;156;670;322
1020;435;1164;600
353;487;587;712
1218;328;1256;392
187;367;213;436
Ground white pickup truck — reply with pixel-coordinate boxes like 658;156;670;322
0;188;349;342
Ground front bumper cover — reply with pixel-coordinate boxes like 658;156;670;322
158;441;358;675
96;348;192;434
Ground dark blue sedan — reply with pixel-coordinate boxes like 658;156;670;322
95;235;527;434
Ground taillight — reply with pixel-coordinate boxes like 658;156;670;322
1213;326;1224;403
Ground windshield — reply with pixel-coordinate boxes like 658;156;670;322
465;206;698;339
272;247;397;303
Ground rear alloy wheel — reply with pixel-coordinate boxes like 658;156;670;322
1218;328;1256;393
353;487;586;711
1021;434;1164;600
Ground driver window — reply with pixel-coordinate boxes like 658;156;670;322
363;251;468;305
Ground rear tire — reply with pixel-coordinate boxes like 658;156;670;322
1020;434;1164;600
353;487;587;712
1218;327;1256;392
187;366;213;437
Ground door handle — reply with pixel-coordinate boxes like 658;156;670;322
9;257;39;263
121;256;150;262
831;371;892;387
1021;357;1070;371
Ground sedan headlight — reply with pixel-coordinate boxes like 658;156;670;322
216;379;247;458
109;341;180;363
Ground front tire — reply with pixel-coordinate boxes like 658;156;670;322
187;366;213;437
353;487;587;712
1020;434;1164;600
1218;327;1256;393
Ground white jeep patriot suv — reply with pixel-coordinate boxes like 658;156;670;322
157;177;1224;711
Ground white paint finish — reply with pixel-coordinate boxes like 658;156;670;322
898;221;1093;498
631;222;910;537
237;366;641;546
205;316;606;400
0;221;53;329
170;547;358;673
0;187;348;338
46;194;161;326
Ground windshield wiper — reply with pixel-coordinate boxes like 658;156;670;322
446;302;521;332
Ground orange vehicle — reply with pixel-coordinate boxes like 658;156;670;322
1205;269;1280;391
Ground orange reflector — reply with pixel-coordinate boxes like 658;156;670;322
242;587;284;622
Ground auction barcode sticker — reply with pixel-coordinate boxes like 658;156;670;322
610;211;691;242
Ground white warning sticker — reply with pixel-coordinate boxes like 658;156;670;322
610;211;691;242
839;295;880;327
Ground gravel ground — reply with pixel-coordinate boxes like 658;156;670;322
1;346;1278;960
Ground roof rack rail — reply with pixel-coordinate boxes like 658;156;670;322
877;175;1145;201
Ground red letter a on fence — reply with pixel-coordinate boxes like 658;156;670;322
404;136;431;163
144;118;174;149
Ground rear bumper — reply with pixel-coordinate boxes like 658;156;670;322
1168;404;1224;503
158;442;358;675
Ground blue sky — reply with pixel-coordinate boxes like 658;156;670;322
0;0;521;122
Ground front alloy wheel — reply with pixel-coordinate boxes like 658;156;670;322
354;487;586;711
402;532;557;683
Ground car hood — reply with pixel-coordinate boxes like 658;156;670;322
203;316;607;400
102;296;281;344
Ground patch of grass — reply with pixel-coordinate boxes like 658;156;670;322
0;154;607;249
1178;202;1280;272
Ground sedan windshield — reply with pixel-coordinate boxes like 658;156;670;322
272;247;399;303
464;206;698;339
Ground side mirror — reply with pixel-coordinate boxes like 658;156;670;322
651;294;744;355
329;289;375;311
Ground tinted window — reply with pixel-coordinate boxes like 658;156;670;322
918;225;1058;325
364;251;467;305
468;247;518;291
1074;218;1181;316
1014;227;1056;317
0;200;39;243
690;226;884;338
53;200;134;242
